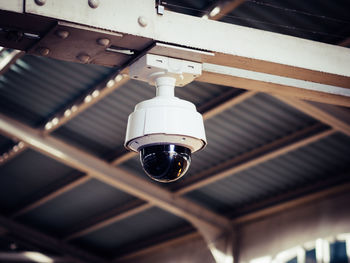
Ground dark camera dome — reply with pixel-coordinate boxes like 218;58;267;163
140;144;191;183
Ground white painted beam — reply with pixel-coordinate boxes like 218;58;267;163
19;0;350;87
0;0;23;13
0;1;349;95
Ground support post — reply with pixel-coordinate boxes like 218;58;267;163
191;219;234;263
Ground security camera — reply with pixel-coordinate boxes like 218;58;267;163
125;54;207;183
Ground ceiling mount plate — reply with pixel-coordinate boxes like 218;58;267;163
28;21;153;67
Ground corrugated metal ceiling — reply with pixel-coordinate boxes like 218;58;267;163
71;207;191;258
0;0;349;260
121;93;318;181
223;0;350;44
0;149;76;214
0;55;113;127
185;132;350;214
0;134;13;153
165;0;350;45
52;80;232;158
17;179;138;237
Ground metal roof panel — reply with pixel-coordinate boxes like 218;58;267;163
0;55;113;127
185;132;350;213
17;179;137;236
72;207;190;257
0;149;76;213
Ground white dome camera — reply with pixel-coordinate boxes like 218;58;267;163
125;54;207;183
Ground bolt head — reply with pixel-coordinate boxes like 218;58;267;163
55;30;69;39
36;47;50;56
97;38;110;47
77;53;90;63
138;16;148;27
88;0;99;8
34;0;46;6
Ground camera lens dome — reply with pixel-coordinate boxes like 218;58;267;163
140;144;191;183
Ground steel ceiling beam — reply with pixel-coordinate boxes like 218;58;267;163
0;49;23;75
0;50;25;166
0;70;129;167
197;70;350;107
1;1;348;260
0;0;349;105
3;89;254;263
0;113;234;263
21;0;350;81
63;123;328;241
205;0;350;129
271;38;350;137
0;252;72;263
0;215;107;263
205;0;350;133
115;174;350;262
5;0;254;235
9;89;255;241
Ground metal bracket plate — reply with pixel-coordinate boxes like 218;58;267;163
149;43;214;63
28;22;153;67
129;53;202;86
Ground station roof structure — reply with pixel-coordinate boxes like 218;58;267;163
0;0;349;262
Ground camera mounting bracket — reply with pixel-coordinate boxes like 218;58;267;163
129;53;202;87
125;54;206;154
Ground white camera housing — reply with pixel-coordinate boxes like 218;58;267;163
124;54;207;182
125;54;206;153
125;79;207;152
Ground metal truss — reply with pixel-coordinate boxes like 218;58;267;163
1;1;350;262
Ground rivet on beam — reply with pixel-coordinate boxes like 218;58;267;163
88;0;100;9
55;30;70;39
97;38;110;47
34;0;46;6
